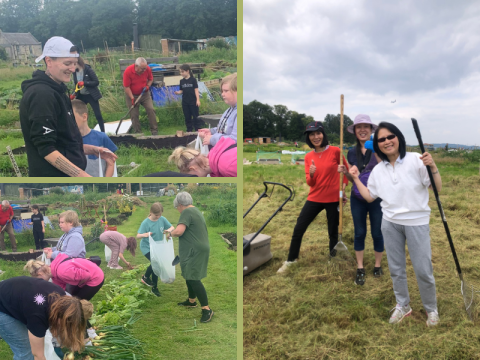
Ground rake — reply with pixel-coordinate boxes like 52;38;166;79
412;118;480;322
331;94;356;269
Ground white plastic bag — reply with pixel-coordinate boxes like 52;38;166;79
44;329;62;360
104;245;119;263
41;251;51;266
105;245;112;262
195;134;209;156
149;235;175;284
98;153;118;177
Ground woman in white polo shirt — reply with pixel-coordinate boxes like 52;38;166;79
349;122;442;327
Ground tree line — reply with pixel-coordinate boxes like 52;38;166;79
244;100;356;144
0;0;237;49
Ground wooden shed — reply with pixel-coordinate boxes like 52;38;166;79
254;137;272;144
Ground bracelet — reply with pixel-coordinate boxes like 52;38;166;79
432;170;439;175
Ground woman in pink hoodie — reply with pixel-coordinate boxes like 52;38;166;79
24;253;104;301
168;136;237;177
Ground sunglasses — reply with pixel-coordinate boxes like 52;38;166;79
377;134;396;143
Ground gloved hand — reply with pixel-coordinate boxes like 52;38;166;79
131;98;135;106
78;81;84;88
143;86;149;92
70;94;76;100
365;134;375;153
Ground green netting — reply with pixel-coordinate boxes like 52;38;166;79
291;153;306;164
256;151;282;163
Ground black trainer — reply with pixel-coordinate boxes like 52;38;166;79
355;268;366;286
141;275;153;287
330;249;337;258
373;267;383;277
152;286;161;297
178;299;197;308
200;308;214;323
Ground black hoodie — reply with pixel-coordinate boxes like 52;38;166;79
20;70;86;177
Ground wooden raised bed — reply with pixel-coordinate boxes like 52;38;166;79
0;250;43;262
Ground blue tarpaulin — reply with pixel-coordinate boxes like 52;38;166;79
150;82;214;107
12;216;54;233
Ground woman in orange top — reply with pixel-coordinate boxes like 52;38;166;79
278;121;349;273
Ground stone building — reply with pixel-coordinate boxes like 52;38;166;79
0;30;42;64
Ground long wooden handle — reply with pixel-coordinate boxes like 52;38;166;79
339;94;344;234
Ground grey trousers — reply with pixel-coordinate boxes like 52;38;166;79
125;91;158;133
381;219;437;313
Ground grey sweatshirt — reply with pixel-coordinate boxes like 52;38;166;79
51;225;86;259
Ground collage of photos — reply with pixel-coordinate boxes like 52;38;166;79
243;1;480;360
0;0;240;359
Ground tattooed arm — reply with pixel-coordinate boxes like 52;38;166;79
44;151;91;177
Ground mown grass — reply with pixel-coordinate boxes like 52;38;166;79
0;187;237;360
243;150;480;360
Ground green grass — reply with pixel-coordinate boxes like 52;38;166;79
243;151;480;360
0;189;237;360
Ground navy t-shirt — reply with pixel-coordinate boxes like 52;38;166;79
0;277;66;337
179;76;198;106
31;212;44;232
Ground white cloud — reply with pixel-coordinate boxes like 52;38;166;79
244;0;480;144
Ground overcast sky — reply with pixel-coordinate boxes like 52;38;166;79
244;0;480;145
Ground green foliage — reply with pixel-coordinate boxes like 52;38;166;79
0;47;7;61
206;38;230;49
0;0;236;49
179;46;237;65
244;100;355;143
207;201;236;226
49;186;65;195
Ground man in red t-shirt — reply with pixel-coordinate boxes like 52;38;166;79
123;57;158;135
0;200;17;252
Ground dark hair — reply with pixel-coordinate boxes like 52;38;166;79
126;237;137;257
305;129;329;149
31;205;39;210
373;122;406;162
77;56;85;68
180;64;193;77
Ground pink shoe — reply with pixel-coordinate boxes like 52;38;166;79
110;265;123;270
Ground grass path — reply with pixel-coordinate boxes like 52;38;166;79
0;200;237;359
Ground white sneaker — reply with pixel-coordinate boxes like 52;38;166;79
277;260;297;274
389;304;412;324
426;311;440;327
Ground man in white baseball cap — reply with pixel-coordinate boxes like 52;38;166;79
19;36;116;177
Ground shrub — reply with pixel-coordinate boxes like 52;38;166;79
0;47;8;61
49;187;65;195
206;38;230;49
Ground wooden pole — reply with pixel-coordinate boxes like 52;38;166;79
81;40;85;54
338;94;344;237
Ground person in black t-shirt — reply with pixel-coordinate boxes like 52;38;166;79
29;204;46;250
174;64;202;132
0;276;91;358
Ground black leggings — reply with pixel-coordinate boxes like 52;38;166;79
144;252;158;287
186;280;208;307
287;200;339;261
76;93;105;132
66;279;105;301
182;104;202;131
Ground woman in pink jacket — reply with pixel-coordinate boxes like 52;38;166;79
24;253;104;301
168;136;237;177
